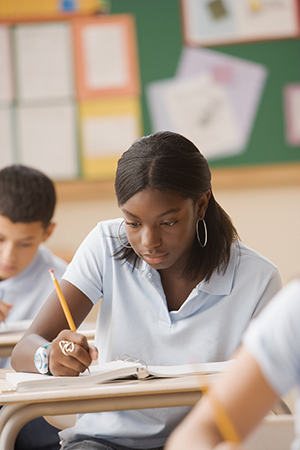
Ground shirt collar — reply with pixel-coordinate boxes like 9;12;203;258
198;241;239;296
133;241;240;296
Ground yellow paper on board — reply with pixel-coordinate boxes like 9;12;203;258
0;0;101;20
78;96;143;180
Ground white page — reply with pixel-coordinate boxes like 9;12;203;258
176;47;267;148
5;359;233;390
157;73;243;160
82;23;130;90
0;25;14;104
5;361;139;390
284;84;300;145
16;102;78;180
147;359;234;377
0;108;14;168
14;22;74;102
81;114;139;157
146;46;267;160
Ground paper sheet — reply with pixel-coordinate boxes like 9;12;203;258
16;102;78;180
0;25;14;104
82;23;130;90
177;47;267;145
79;97;142;179
284;83;300;146
14;22;74;102
0;108;15;169
82;114;139;157
74;15;140;98
161;74;243;159
147;46;267;161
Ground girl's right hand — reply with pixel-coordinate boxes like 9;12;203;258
49;329;98;376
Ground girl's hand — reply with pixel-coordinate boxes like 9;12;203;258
0;301;13;322
49;330;98;376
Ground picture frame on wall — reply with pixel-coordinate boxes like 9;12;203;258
180;0;300;46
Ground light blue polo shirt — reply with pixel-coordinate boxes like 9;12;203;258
60;218;281;448
0;245;67;368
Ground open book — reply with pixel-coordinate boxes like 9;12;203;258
4;358;234;391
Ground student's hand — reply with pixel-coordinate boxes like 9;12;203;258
0;300;13;322
49;330;98;376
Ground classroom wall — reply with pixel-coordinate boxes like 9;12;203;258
47;183;300;287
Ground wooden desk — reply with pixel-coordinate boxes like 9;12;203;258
0;375;206;450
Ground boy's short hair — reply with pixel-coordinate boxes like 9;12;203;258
0;165;56;228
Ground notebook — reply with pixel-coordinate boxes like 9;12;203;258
4;358;234;392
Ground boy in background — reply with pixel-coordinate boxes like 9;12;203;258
0;164;68;450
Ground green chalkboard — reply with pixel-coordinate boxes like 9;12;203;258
110;0;300;168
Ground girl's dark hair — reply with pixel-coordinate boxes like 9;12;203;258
0;165;56;228
114;131;239;281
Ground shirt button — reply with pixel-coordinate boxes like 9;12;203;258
179;313;185;317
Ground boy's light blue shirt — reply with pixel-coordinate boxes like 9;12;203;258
0;245;67;368
61;218;282;448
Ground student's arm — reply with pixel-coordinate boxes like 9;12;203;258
165;347;279;450
11;280;98;376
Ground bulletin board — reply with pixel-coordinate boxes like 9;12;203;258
1;0;300;192
0;10;142;181
110;0;300;175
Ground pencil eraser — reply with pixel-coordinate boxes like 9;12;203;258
49;269;55;280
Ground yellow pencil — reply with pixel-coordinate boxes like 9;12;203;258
49;269;76;332
208;390;241;443
197;374;240;443
49;269;91;374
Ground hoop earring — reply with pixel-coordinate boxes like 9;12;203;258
196;219;207;248
117;220;132;249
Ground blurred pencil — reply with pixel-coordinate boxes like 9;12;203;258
209;390;241;444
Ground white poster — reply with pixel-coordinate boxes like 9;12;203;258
0;26;13;104
82;114;139;157
14;22;74;102
16;102;78;179
0;108;14;168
